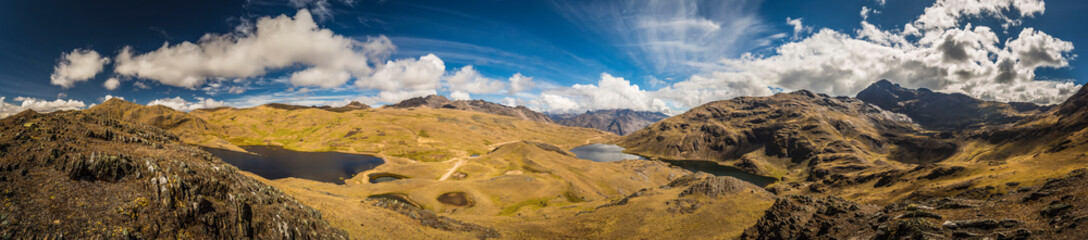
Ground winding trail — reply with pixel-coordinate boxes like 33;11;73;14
438;157;467;181
438;136;602;181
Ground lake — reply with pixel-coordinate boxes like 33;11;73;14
569;144;776;187
569;143;645;162
202;145;385;184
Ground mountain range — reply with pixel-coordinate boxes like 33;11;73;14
548;109;669;136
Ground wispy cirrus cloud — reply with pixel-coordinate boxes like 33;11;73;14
551;0;772;77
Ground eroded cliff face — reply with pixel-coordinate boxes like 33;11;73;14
0;110;347;239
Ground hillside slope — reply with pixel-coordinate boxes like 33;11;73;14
618;90;955;181
190;105;609;162
549;109;668;135
85;98;226;147
0;110;346;239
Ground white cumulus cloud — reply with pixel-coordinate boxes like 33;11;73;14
114;9;392;89
147;97;226;112
0;96;88;118
103;78;121;90
508;73;534;94
534;73;671;114
50;49;109;88
446;65;506;94
450;91;471;101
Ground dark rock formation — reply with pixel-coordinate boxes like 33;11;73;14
549;109;668;135
740;195;881;240
679;176;765;198
0;110;347;239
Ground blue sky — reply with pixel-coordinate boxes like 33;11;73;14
1;0;1086;116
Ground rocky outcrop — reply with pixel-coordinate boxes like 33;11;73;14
368;197;499;239
856;79;1047;130
386;95;554;123
741;195;881;240
0;110;347;239
549;109;668;135
742;169;1088;239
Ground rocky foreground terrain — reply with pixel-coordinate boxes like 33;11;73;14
742;168;1088;239
549;109;669;135
0;110;346;239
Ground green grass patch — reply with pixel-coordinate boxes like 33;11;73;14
394;149;450;162
562;191;585;203
499;197;550;216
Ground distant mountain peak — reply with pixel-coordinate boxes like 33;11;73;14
549;109;668;135
386;95;553;123
342;101;369;109
385;94;452;109
93;97;141;110
857;79;1045;130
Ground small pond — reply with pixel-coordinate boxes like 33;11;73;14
569;144;776;187
203;145;384;184
368;173;407;183
569;143;645;162
660;159;777;187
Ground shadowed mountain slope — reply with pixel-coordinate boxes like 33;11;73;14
856;79;1047;130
